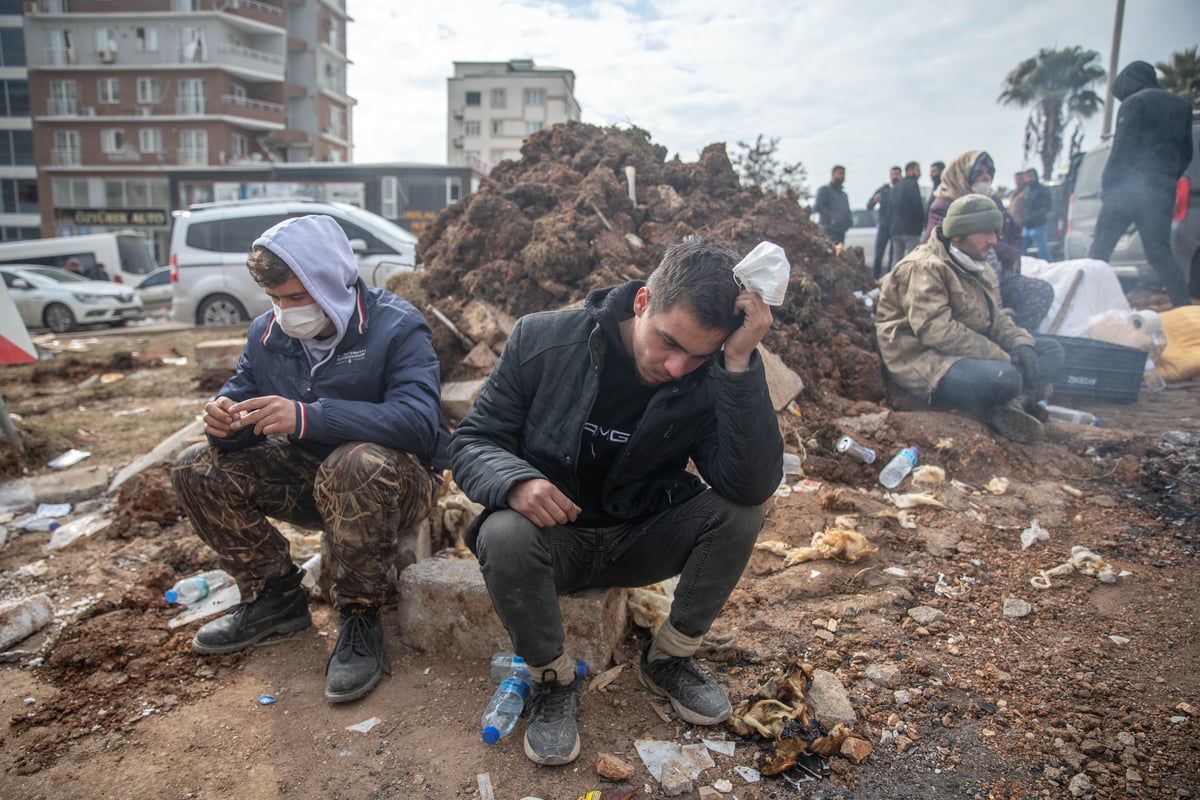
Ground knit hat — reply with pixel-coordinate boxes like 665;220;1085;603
941;194;1003;238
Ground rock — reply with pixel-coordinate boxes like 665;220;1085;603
711;778;732;793
840;736;873;764
459;300;517;349
698;788;721;800
660;763;693;796
758;345;804;411
1080;738;1106;757
807;669;856;728
440;379;486;421
1125;768;1143;783
865;662;902;689
596;753;634;781
1068;773;1093;797
461;341;497;371
893;689;912;706
1003;597;1033;618
907;606;946;625
894;734;914;752
0;593;54;650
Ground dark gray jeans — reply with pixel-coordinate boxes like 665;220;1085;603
932;334;1065;417
474;489;764;667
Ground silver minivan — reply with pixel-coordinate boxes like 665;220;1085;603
169;198;418;325
1064;114;1200;295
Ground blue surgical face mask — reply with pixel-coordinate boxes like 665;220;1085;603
272;301;329;339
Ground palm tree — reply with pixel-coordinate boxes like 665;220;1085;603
998;46;1106;179
1157;45;1200;109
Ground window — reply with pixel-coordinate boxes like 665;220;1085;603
524;89;544;106
48;79;77;115
52;178;90;207
0;29;27;68
95;28;117;54
137;78;160;104
524;121;543;135
180;28;207;63
464;120;480;137
329;107;345;139
491;88;505;108
139;128;162;153
47;30;76;65
178;79;205;114
180;129;207;165
135;27;159;53
98;78;120;104
0;131;34;166
231;134;247;160
381;175;398;219
490;149;507;164
231;83;246;100
465;91;481;107
0;80;29;116
491;119;504;135
100;129;125;154
54;130;81;165
0;179;39;214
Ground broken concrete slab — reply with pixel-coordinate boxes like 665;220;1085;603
441;379;485;422
396;556;628;672
758;345;804;412
108;418;205;495
31;465;110;505
0;593;53;650
459;300;516;349
461;342;497;371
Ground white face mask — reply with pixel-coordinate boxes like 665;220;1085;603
971;181;992;195
272;301;330;339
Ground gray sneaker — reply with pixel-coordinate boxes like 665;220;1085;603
523;670;581;766
639;646;732;725
985;397;1046;444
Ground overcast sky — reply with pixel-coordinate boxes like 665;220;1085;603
346;0;1198;205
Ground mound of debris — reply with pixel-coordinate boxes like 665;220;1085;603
417;122;883;414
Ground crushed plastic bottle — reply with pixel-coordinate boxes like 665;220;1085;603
46;513;109;550
1041;404;1100;426
879;446;919;489
481;676;531;745
165;569;235;605
166;584;241;630
300;553;322;590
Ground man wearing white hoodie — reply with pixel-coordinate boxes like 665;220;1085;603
171;214;450;703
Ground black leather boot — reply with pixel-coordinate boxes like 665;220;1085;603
192;565;311;655
325;605;388;703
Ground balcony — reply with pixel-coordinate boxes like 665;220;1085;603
221;94;286;126
220;0;286;27
178;148;209;166
46;99;78;116
215;43;285;78
51;148;81;166
176;98;207;115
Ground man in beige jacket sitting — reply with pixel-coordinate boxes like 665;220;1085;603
875;194;1064;443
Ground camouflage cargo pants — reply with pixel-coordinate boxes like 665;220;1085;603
171;438;434;608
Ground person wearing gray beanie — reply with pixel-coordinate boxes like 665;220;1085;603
875;194;1065;443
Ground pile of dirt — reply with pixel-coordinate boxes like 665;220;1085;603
417;122;882;411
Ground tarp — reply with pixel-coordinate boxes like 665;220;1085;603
0;282;37;364
1022;257;1130;339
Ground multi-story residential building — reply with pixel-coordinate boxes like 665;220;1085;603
0;0;39;242
22;0;354;258
447;58;580;175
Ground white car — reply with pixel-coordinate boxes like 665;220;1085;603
1;264;144;333
135;267;173;314
843;208;878;267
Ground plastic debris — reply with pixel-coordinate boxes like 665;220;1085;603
883;567;908;577
47;449;91;469
257;694;276;705
346;716;382;733
47;513;109;550
1020;519;1050;550
734;765;761;783
886;492;945;509
1070;546;1116;583
985;477;1009;495
702;738;735;757
911;464;945;487
634;739;715;783
0;593;54;650
166;584;242;629
755;528;878;567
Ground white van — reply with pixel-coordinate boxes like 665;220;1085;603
0;231;158;287
169;198;418;325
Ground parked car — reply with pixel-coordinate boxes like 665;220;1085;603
0;230;158;287
135;267;173;314
1063;113;1200;293
169;198;419;326
843;208;878;267
0;264;144;333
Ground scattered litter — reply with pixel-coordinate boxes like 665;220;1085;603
476;772;494;800
951;478;981;494
794;479;823;492
934;573;967;598
77;374;100;389
257;694;276;705
47;449;91;469
782;452;802;476
712;778;734;792
755;528;877;567
774;482;792;498
1170;716;1189;724
166;584;242;629
99;373;124;384
1020;519;1050;550
784;400;802;417
1070;546;1116;583
886;492;945;509
161;356;189;366
1003;597;1033;618
986;476;1009;494
627;577;676;632
634;739;715;783
47;513;109;550
1061;484;1084;498
934;437;954;451
873;508;917;529
588;663;625;693
809;569;821;579
345;716;382;733
1109;635;1130;645
734;765;761;783
113;407;151;417
702;738;735;757
883;566;908;577
910;465;945;487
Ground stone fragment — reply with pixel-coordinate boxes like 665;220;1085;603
907;606;946;625
441;379;486;421
865;662;901;689
660;763;693;796
698;788;721;800
461;341;497;371
596;753;634;781
840;736;872;764
1068;773;1093;797
459;300;516;348
1003;597;1033;618
807;669;856;728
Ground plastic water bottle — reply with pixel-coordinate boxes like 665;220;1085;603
46;513;108;550
165;569;235;605
481;676;531;745
879;446;919;489
836;435;877;464
1042;404;1100;426
489;653;588;683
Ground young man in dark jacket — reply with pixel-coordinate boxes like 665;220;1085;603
814;165;852;245
888;161;926;268
1089;60;1195;306
450;237;783;766
1020;168;1053;261
171;214;450;704
867;166;902;278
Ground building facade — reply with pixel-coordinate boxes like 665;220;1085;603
22;0;354;259
446;58;579;175
0;0;39;242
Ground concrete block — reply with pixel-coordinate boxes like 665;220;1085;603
459;300;515;349
758;344;804;411
31;465;110;505
461;342;497;371
441;379;485;421
194;338;246;373
397;556;628;672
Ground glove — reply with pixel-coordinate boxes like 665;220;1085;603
1010;345;1039;388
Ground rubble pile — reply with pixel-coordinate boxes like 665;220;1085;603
417;122;884;410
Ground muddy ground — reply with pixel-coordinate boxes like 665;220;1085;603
0;322;1196;800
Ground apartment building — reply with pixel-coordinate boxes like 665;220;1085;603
22;0;354;258
447;58;580;175
0;0;38;242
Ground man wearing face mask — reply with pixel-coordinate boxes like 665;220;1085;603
170;214;450;704
877;194;1064;443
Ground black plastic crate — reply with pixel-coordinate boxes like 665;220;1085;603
1046;335;1147;404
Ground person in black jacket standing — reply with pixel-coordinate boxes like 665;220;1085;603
889;162;926;268
451;237;783;766
814;165;852;244
868;166;902;278
1089;60;1194;306
1020;168;1053;260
